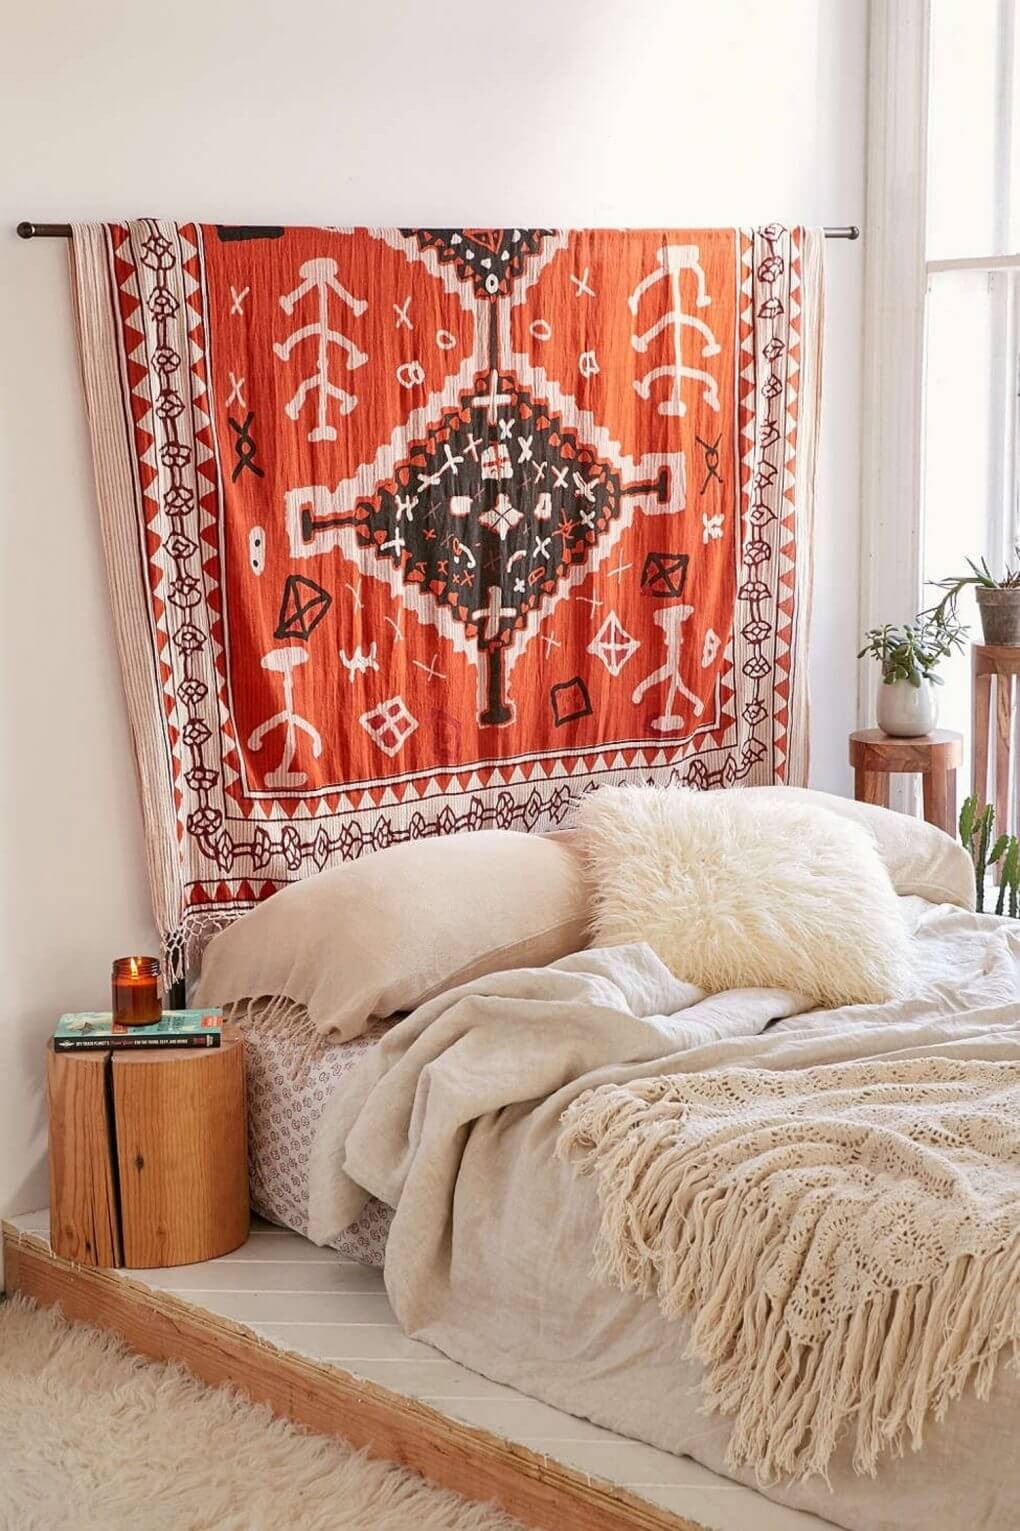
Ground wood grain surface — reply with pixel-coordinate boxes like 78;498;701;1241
971;647;1018;843
848;728;963;771
47;1047;121;1267
112;1027;249;1268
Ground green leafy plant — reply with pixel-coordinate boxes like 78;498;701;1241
926;548;1020;623
858;610;967;687
959;794;1020;916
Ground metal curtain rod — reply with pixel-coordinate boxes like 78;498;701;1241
16;221;862;241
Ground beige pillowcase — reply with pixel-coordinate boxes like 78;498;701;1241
742;787;975;909
579;785;909;1008
559;786;976;911
195;830;588;1039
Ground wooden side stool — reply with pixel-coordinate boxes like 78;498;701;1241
849;729;963;837
47;1025;249;1269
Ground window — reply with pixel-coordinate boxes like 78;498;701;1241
921;0;1020;792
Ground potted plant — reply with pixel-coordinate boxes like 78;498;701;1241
928;550;1020;645
858;611;967;737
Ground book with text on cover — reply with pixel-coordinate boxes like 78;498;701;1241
53;1009;223;1052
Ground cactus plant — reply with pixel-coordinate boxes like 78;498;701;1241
959;795;978;848
958;793;1020;916
997;837;1020;917
975;804;992;907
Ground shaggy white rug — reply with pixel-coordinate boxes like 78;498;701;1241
0;1296;523;1531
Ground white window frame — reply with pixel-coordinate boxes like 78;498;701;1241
858;0;1020;725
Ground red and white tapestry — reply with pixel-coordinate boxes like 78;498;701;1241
70;222;823;973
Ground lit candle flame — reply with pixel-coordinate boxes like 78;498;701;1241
129;957;138;978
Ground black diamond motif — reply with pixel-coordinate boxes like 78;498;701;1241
550;676;593;728
350;371;620;726
401;228;556;299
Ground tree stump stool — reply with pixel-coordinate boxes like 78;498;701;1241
47;1025;249;1269
848;729;963;837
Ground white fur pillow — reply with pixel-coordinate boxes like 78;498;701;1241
579;786;908;1007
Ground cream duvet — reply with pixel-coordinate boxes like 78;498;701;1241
309;899;1020;1531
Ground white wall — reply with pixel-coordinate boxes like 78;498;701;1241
0;0;868;1215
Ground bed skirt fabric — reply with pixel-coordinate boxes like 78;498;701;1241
238;1000;392;1265
69;220;822;978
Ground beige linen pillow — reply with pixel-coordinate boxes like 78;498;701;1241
742;786;976;910
195;830;588;1039
558;786;975;910
579;785;909;1007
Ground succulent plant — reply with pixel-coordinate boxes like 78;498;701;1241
858;611;967;687
927;549;1020;624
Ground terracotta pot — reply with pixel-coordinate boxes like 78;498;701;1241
976;586;1020;645
876;676;938;738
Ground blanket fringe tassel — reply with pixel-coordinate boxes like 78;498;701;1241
224;994;331;1084
557;1087;1020;1484
162;911;239;989
162;917;328;1083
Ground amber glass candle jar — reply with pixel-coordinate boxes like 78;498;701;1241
111;956;162;1027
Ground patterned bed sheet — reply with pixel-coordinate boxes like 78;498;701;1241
243;1010;394;1266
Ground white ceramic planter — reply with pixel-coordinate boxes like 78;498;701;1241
877;677;938;737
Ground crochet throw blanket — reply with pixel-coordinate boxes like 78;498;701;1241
558;1058;1020;1482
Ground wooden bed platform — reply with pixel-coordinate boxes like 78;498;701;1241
1;1212;835;1531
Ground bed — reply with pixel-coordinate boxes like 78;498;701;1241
198;794;1020;1531
304;895;1020;1531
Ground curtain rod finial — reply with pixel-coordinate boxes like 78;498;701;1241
15;221;74;239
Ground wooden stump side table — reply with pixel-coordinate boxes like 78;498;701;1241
849;729;964;837
47;1024;249;1269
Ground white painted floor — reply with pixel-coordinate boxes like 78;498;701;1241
7;1210;838;1531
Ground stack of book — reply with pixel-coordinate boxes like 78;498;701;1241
53;1009;223;1052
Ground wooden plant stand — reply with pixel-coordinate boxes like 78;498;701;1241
47;1025;248;1268
972;643;1020;834
849;728;963;836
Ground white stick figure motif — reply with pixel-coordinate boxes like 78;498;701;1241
248;648;323;787
337;642;379;684
631;605;705;733
629;245;721;417
274;259;368;443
